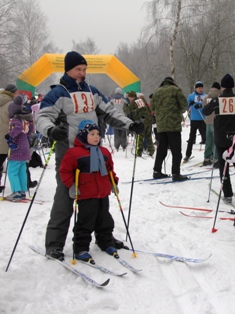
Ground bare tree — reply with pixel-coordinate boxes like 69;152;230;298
72;37;100;55
10;0;50;73
0;0;17;86
143;0;185;81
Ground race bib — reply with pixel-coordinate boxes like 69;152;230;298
194;94;205;103
70;91;95;113
22;120;30;134
113;99;123;105
135;98;145;109
218;97;235;115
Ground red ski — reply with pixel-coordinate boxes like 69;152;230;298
179;211;235;221
159;201;235;214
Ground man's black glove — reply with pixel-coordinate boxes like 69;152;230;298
48;123;68;141
129;122;144;134
194;103;202;109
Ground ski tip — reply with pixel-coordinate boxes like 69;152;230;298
212;228;218;233
100;278;110;287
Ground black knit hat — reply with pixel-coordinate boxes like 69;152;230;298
5;84;17;93
221;74;234;89
211;82;221;90
195;81;203;89
164;77;174;83
64;51;87;72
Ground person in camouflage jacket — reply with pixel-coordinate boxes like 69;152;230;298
126;91;154;156
151;77;188;181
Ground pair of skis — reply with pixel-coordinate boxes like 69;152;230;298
1;196;44;205
29;245;141;288
159;201;235;221
29;244;210;288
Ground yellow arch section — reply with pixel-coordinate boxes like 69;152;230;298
16;54;140;95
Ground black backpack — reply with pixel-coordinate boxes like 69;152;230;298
28;151;43;168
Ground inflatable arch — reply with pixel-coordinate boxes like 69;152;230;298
16;54;141;96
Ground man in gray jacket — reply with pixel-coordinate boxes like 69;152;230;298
36;51;144;260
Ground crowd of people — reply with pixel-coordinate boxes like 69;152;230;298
1;49;235;262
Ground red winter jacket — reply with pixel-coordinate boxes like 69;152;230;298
59;137;118;200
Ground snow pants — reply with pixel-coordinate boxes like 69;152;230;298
114;129;127;150
154;132;182;175
185;120;206;157
216;145;233;198
73;197;115;253
7;160;27;192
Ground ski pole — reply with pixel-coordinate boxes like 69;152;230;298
212;160;228;233
126;134;139;242
5;141;56;272
109;171;136;257
71;169;80;265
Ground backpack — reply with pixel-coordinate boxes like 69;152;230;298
28;151;43;168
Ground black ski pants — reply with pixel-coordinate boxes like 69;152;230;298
185;120;206;157
73;197;114;253
153;132;182;175
216;145;233;197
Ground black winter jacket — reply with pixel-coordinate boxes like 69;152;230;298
203;89;235;148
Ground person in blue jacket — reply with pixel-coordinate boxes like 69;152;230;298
183;81;206;162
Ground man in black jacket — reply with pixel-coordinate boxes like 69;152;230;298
203;74;235;204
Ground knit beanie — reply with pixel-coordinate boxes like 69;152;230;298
64;51;87;72
221;74;234;89
164;77;174;84
115;87;122;94
195;81;203;89
211;82;221;90
5;84;17;93
8;95;23;118
77;120;100;144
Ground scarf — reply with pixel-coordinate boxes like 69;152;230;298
85;145;108;176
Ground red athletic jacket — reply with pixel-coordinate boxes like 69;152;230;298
59;137;118;200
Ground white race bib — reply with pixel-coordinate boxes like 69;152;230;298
70;91;95;113
135;99;146;109
218;97;235;115
194;94;205;103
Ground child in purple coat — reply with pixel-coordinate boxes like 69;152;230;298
6;95;35;201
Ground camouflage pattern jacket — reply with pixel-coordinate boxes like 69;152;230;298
151;81;187;132
124;97;153;126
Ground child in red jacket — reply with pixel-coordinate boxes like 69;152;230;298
59;120;119;263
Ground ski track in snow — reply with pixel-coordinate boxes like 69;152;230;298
1;124;235;314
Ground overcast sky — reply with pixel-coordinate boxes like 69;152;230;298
38;0;148;54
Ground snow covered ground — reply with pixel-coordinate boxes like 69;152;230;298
1;122;235;314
